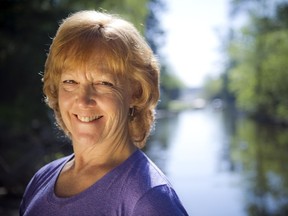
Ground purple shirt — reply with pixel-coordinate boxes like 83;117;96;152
20;150;188;215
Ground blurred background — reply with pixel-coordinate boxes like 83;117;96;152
1;0;288;215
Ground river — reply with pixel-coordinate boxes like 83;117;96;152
145;107;288;216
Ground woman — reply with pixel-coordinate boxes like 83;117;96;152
20;10;188;215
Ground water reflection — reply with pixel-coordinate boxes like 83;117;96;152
231;117;288;216
145;112;179;173
145;108;288;216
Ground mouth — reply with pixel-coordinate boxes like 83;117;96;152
76;115;103;123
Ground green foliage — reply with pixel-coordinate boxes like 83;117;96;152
261;30;288;120
225;2;288;123
228;28;258;112
99;0;149;33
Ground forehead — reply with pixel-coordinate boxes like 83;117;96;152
61;66;116;81
59;44;126;79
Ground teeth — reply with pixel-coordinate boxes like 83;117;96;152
77;115;101;122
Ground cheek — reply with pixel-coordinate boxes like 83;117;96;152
58;90;72;116
102;96;124;114
112;89;130;109
102;92;129;119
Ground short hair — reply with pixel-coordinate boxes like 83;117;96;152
43;10;160;148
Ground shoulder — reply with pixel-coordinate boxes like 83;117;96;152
20;155;72;207
131;184;189;216
121;150;170;190
32;155;72;183
118;151;188;215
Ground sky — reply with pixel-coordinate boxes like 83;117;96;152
160;0;229;88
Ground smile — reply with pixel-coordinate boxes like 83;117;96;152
76;115;103;123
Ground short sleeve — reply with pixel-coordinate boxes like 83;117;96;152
131;185;188;216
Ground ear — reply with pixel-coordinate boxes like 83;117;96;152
129;106;135;119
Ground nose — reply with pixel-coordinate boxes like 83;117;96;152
76;84;96;108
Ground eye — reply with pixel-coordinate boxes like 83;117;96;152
61;80;78;91
99;81;114;87
63;80;78;84
93;81;114;87
93;81;115;94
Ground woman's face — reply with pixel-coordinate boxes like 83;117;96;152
58;66;131;147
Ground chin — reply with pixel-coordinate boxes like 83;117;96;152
71;133;102;145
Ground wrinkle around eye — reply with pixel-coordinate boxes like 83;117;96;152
93;81;126;97
100;81;114;87
61;80;79;91
93;81;114;87
93;84;114;94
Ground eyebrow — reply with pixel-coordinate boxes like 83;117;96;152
60;70;118;83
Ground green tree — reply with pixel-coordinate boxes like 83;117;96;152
225;1;288;123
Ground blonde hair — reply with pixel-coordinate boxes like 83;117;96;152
43;10;160;148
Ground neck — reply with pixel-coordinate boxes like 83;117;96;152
71;138;137;172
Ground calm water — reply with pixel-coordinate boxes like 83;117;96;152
146;107;288;216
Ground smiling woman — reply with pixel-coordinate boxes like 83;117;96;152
43;11;159;148
19;10;188;216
